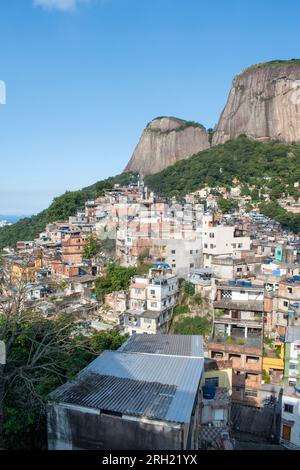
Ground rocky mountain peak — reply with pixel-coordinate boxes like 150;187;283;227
125;116;209;176
212;59;300;145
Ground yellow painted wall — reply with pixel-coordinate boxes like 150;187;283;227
263;342;284;373
201;368;232;389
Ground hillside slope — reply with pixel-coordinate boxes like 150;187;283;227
0;173;137;249
145;135;300;232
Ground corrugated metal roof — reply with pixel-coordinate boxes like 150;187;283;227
52;350;203;424
118;333;203;357
51;373;177;420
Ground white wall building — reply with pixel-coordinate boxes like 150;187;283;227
281;388;300;450
202;215;251;268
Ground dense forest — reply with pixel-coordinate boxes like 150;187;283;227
145;135;300;232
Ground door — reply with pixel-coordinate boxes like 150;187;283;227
282;424;291;441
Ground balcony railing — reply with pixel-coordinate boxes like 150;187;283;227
213;300;264;312
208;335;263;354
213;315;263;326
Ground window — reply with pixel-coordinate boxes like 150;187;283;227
190;250;193;254
150;289;155;295
288;287;293;294
190;263;194;268
204;244;208;249
245;389;257;397
289;363;297;370
150;302;157;308
171;249;176;254
213;409;224;421
232;243;236;249
284;403;294;414
283;301;289;307
210;244;214;249
209;233;215;238
238;243;243;248
205;377;219;387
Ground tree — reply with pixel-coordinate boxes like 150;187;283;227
83;235;100;259
94;263;136;302
0;257;127;449
218;197;239;213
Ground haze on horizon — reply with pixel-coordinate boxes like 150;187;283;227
1;0;299;215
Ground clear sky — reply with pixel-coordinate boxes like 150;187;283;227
0;0;299;215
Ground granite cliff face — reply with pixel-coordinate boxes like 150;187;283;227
125;117;209;175
213;60;300;145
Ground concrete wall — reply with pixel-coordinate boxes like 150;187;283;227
47;403;185;450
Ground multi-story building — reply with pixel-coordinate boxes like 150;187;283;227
121;268;178;335
208;280;264;406
62;232;85;264
202;215;251;268
280;386;300;450
284;326;300;388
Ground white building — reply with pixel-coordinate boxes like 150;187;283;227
281;387;300;450
122;269;179;335
202;215;251;268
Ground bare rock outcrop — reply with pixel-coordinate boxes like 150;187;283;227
125;117;209;175
213;60;300;145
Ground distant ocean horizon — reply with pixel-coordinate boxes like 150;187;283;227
0;215;31;224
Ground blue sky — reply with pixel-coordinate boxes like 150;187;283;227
0;0;299;215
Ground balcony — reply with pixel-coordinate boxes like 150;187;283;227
213;314;263;328
208;335;263;355
213;300;264;312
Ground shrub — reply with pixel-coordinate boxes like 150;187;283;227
173;305;190;316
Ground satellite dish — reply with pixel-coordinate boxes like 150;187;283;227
0;341;5;365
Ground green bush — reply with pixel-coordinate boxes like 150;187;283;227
173;316;211;335
237;338;245;345
173;305;190;316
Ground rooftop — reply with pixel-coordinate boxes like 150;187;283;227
50;349;204;424
119;333;203;357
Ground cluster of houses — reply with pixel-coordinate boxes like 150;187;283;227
2;177;300;450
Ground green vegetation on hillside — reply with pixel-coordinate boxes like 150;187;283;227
147;117;206;134
240;59;300;75
0;172;138;249
173;316;211;335
145;135;300;232
94;262;149;302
